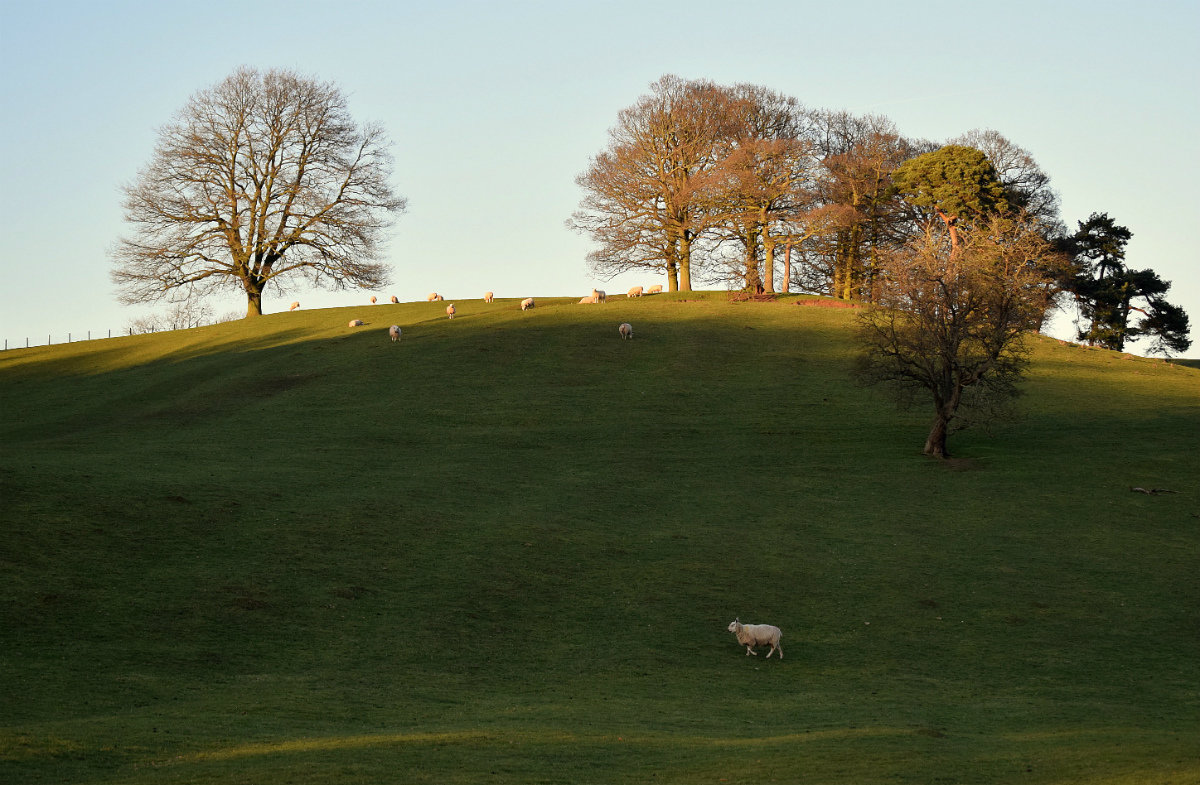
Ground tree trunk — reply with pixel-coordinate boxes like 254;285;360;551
782;243;791;294
764;238;775;293
680;234;693;291
744;246;760;292
666;259;679;292
244;279;264;317
923;413;950;458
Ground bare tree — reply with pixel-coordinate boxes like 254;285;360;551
952;129;1061;234
799;111;924;301
856;213;1062;458
569;75;735;291
112;67;406;317
707;84;815;293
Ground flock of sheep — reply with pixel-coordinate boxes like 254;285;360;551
329;287;663;343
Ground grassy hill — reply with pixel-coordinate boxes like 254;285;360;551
2;292;1197;784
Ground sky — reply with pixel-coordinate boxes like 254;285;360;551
1;0;1197;355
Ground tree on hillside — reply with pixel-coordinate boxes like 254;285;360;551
569;75;735;291
705;84;815;293
797;111;923;301
1056;213;1192;355
856;213;1061;459
892;144;1008;255
112;67;406;317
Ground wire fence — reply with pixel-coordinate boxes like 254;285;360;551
2;328;156;352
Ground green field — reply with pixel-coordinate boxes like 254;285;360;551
2;292;1198;784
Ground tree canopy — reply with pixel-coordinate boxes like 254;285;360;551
112;67;406;317
892;145;1008;252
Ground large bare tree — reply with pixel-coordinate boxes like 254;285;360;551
856;213;1061;458
112;67;406;317
569;75;734;291
708;84;815;293
796;111;923;301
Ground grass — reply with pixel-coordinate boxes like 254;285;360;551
1;292;1198;783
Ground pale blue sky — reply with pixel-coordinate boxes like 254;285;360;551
2;0;1197;354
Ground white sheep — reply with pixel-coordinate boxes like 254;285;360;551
592;288;607;303
446;303;456;319
388;325;402;342
627;286;644;298
390;295;399;304
579;295;597;304
647;285;663;294
520;297;535;311
427;292;443;302
349;319;365;328
484;291;495;303
289;301;301;311
727;618;783;658
618;322;633;340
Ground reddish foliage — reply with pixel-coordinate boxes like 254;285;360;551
794;299;860;309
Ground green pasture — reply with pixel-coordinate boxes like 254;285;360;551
1;292;1197;783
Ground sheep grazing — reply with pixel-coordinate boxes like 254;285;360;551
578;295;598;304
390;295;399;304
647;284;663;294
727;618;783;659
348;319;365;328
388;325;402;342
520;297;535;311
484;291;495;303
427;292;443;302
446;303;456;319
370;295;378;304
289;301;300;311
627;286;644;298
592;288;607;303
619;322;633;340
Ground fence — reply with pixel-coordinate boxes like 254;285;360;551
2;328;152;352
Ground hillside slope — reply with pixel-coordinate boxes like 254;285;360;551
2;293;1198;784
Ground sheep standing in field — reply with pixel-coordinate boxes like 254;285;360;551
388;325;402;342
627;286;644;298
427;292;443;302
520;297;535;311
647;285;663;294
484;291;495;303
592;288;607;303
579;295;598;304
289;301;301;311
446;303;456;319
727;618;783;659
390;295;399;304
619;322;633;340
349;319;365;328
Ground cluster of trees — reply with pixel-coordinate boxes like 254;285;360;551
570;75;1188;354
570;75;1190;457
568;75;1061;300
125;301;239;335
